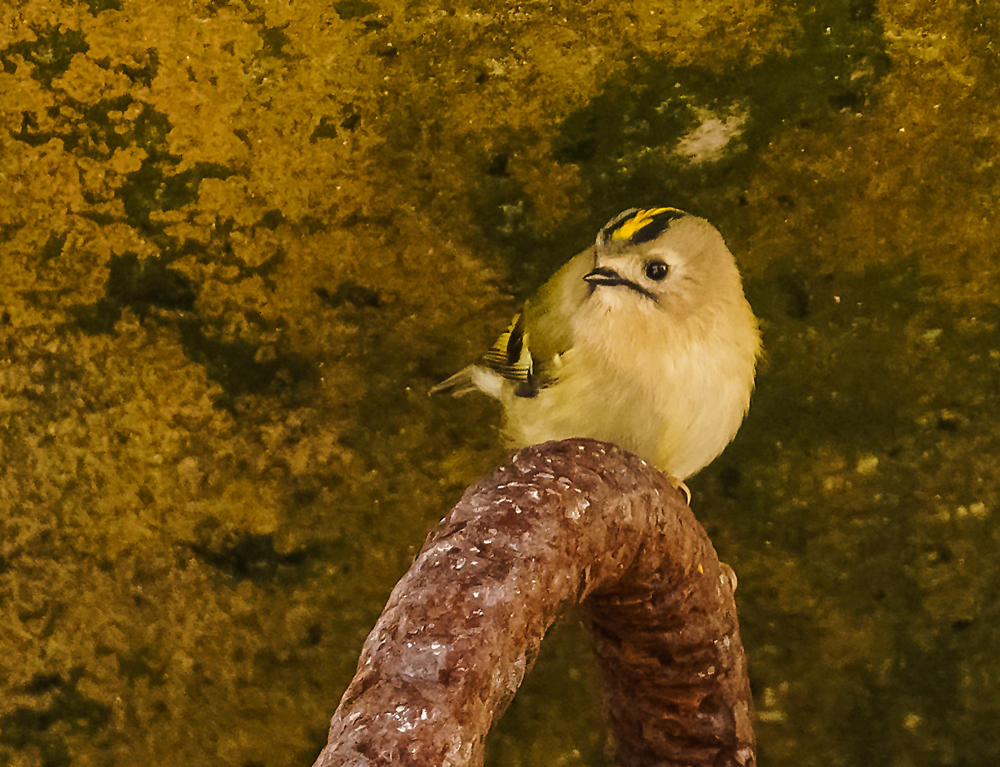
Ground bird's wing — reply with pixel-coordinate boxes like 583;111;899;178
428;313;539;398
431;248;592;399
481;249;595;398
480;312;546;397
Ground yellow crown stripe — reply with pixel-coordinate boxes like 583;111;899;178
611;207;676;241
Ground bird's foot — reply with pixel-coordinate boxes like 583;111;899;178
672;478;692;506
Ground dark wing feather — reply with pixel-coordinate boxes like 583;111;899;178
480;313;549;398
481;313;531;381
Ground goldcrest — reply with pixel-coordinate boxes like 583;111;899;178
431;207;761;481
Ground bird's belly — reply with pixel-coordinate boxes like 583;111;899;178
501;348;750;480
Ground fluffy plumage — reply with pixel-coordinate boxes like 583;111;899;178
431;207;761;481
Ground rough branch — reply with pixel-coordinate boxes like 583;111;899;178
312;439;755;767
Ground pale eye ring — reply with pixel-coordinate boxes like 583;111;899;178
644;260;669;281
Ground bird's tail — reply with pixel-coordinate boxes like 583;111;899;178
429;366;480;397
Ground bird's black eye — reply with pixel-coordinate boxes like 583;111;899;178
644;260;669;281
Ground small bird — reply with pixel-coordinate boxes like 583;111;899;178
431;207;761;482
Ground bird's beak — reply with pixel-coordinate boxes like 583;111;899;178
584;267;628;287
584;266;659;302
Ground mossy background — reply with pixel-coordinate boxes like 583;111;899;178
3;0;1000;765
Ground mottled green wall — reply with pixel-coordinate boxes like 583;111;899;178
2;0;1000;765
